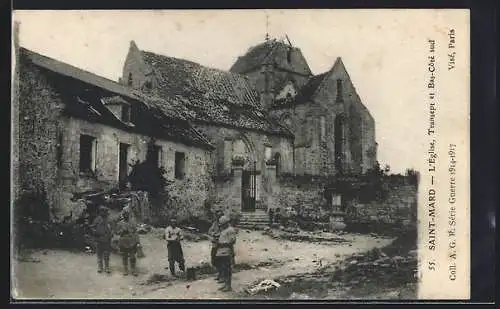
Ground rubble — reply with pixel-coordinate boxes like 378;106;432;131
246;279;281;295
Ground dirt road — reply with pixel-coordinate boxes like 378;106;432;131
12;229;393;300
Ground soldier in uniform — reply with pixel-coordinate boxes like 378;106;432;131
116;208;140;276
91;206;112;274
165;218;185;277
208;210;223;282
216;215;237;292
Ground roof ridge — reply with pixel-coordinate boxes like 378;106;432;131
141;49;251;80
21;47;125;89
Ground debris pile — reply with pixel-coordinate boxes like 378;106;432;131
246;279;281;295
263;228;349;244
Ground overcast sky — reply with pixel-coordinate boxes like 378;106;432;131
13;9;468;174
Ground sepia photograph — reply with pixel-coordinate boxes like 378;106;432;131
11;9;469;300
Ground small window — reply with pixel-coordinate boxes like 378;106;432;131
336;79;343;102
175;152;186;180
79;134;96;173
121;104;131;123
119;143;130;182
128;72;133;86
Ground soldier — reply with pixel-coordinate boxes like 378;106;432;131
165;218;185;277
208;210;223;282
91;206;112;274
216;215;237;292
116;208;140;276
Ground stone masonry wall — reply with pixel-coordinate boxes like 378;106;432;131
271;175;418;233
59;118;213;221
344;179;418;233
18;61;66;220
192;123;293;213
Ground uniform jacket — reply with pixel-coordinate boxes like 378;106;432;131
91;215;112;243
208;221;221;244
165;226;183;242
116;219;139;249
216;226;236;257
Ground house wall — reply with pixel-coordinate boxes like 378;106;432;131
59;118;213;220
18;61;66;220
18;59;213;221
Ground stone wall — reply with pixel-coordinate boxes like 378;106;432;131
192;123;293;213
269;174;418;233
275;179;327;214
313;59;377;173
59;118;213;221
344;177;418;234
269;58;378;177
18;61;66;220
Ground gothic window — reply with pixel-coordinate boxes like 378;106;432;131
274;152;282;175
320;116;326;142
128;72;133;86
336;79;343;102
334;115;346;172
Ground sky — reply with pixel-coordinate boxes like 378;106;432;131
13;9;469;174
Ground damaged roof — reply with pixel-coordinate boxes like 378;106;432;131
230;39;312;76
272;72;329;108
19;47;215;150
140;50;293;136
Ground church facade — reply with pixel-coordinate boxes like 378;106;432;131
121;37;377;213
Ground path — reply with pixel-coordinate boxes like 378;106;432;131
12;229;393;299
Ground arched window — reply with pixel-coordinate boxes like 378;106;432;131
320;116;326;142
336;79;343;102
349;105;363;172
127;72;133;86
334;115;346;172
274;152;282;175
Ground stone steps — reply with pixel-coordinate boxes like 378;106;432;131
238;211;269;230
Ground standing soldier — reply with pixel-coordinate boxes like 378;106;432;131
216;215;237;292
208;210;223;282
91;206;112;274
165;218;185;277
116;208;140;276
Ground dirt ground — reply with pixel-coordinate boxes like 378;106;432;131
12;229;396;300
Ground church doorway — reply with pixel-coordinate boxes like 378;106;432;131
241;169;257;212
